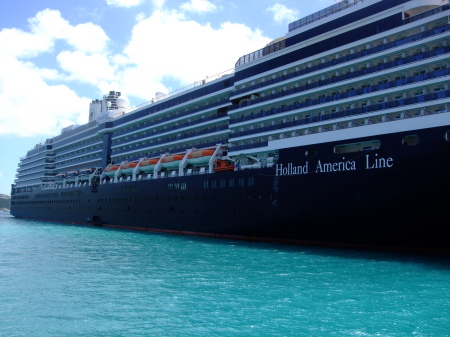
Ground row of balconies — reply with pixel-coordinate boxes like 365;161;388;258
233;18;450;97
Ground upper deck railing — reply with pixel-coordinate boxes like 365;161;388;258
235;0;364;68
120;68;235;116
235;39;286;68
288;0;364;33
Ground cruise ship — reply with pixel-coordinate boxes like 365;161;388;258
10;0;450;254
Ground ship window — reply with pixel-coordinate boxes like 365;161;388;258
238;178;245;187
248;177;255;186
305;149;317;157
445;131;450;142
334;140;381;154
402;135;420;146
203;181;209;189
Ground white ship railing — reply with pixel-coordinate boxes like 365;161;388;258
120;68;235;115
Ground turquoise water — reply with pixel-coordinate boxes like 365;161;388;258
1;212;450;337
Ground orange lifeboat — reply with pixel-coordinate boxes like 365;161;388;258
79;168;95;181
55;172;66;184
161;154;185;169
187;149;215;166
66;170;79;182
138;158;159;173
120;162;138;175
214;160;235;172
103;164;119;177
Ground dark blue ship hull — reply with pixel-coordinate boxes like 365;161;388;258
10;124;450;254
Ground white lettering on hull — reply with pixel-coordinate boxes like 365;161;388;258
365;154;394;169
315;159;356;173
275;154;394;176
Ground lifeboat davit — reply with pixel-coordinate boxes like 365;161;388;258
187;149;215;167
161;154;185;169
66;170;79;182
103;164;119;177
138;158;159;173
120;162;138;175
79;168;94;181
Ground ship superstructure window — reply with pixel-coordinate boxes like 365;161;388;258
445;131;450;142
229;179;235;188
402;135;420;146
305;149;317;158
434;64;447;71
238;178;245;187
334;140;381;154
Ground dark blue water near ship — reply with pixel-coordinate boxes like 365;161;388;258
1;212;450;337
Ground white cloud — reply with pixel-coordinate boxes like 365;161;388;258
266;3;299;25
105;0;145;8
152;0;166;9
57;51;116;85
0;55;90;137
136;12;146;22
65;23;110;53
0;9;109;137
118;8;270;100
0;9;109;58
180;0;218;13
0;6;271;137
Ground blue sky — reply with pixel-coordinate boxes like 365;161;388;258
0;0;335;195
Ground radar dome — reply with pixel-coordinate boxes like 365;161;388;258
116;96;130;108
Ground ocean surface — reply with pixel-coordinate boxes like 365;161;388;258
1;211;449;337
